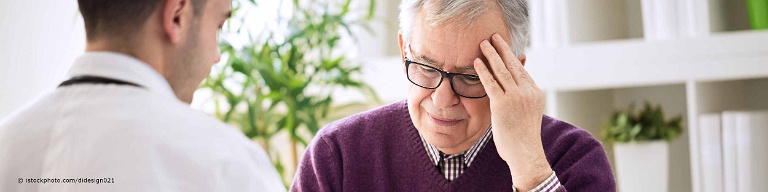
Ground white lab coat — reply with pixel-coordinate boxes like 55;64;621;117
0;52;286;192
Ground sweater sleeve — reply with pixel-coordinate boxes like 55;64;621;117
290;134;343;192
556;139;616;191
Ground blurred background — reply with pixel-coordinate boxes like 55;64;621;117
2;0;768;191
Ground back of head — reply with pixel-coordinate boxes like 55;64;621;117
77;0;221;104
78;0;205;41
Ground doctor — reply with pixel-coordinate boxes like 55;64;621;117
0;0;284;191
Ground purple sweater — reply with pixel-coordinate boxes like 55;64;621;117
291;101;616;191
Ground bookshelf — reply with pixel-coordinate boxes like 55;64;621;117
525;0;768;191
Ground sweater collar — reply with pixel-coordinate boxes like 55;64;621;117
419;125;494;167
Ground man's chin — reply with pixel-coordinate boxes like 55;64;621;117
424;131;459;146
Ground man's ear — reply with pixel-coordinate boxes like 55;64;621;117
398;30;406;74
519;54;527;67
163;0;189;44
398;30;406;61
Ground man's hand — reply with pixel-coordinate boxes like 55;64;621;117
474;33;553;191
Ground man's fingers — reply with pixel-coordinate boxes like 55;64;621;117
490;33;528;87
509;62;537;89
479;40;515;91
520;66;539;89
491;33;517;70
474;58;503;95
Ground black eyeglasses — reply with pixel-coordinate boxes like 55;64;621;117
404;57;487;98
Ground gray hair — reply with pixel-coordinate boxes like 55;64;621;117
399;0;529;56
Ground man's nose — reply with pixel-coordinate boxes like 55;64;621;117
431;78;460;108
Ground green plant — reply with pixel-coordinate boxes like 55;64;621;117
602;102;683;143
747;0;768;29
197;0;379;186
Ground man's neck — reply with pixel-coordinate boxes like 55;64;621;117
85;39;165;77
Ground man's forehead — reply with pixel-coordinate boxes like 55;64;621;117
410;27;501;54
409;41;481;72
411;5;512;45
421;31;489;46
414;24;509;48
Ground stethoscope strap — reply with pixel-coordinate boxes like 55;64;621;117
58;75;142;88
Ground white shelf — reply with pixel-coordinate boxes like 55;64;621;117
526;30;768;92
528;29;768;192
527;0;767;190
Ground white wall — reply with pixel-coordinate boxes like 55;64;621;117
0;0;86;118
334;0;408;104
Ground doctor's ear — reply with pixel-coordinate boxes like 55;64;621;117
519;54;527;67
162;0;191;44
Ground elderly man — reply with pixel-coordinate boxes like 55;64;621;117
0;0;283;191
291;0;615;191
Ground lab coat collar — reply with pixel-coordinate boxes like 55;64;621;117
66;51;178;100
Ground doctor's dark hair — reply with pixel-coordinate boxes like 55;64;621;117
78;0;206;41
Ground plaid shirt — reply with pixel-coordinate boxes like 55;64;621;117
420;127;563;191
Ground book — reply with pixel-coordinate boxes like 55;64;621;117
698;114;723;192
722;112;739;192
722;110;768;192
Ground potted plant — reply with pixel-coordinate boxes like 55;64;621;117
197;0;379;187
602;102;683;192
